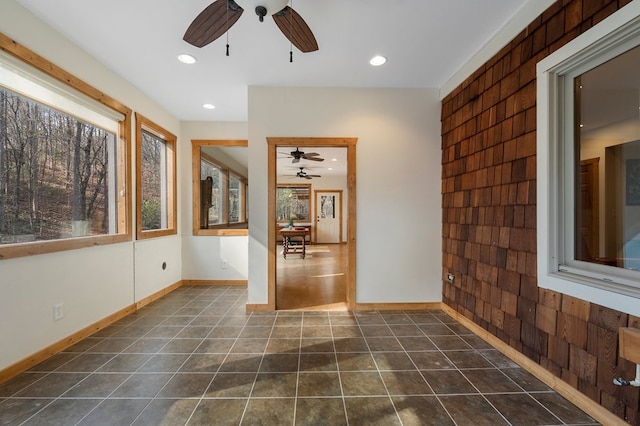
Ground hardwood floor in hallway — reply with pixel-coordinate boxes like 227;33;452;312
276;243;347;310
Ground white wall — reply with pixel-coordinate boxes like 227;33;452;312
0;0;183;370
248;87;442;304
0;244;133;370
180;121;249;281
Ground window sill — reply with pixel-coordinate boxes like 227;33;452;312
0;234;131;261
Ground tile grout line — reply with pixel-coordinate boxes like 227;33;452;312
405;311;475;425
237;307;277;424
375;312;417;425
179;287;243;425
426;313;513;426
328;311;350;426
292;313;304;424
393;311;457;426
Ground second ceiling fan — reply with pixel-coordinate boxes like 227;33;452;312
293;167;321;179
280;147;324;164
183;0;319;53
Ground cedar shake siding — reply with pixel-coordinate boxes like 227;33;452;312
441;0;640;423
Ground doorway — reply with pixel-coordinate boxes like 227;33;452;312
266;137;357;310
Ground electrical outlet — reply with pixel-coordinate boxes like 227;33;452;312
220;259;228;269
53;303;64;321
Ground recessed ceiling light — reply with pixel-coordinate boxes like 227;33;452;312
328;167;333;171
369;55;387;66
331;158;338;162
178;54;197;64
202;103;215;110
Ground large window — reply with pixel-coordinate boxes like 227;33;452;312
135;114;176;239
276;184;311;223
0;35;131;259
538;7;640;302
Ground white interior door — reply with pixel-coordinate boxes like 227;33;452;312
315;191;341;243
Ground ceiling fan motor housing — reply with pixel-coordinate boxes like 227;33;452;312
235;0;288;18
256;6;267;21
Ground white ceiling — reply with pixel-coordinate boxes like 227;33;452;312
16;0;532;122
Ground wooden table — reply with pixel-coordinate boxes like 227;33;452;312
280;227;310;259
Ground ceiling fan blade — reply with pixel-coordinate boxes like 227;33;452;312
184;0;243;48
304;156;324;162
292;157;300;164
273;6;318;53
302;152;320;157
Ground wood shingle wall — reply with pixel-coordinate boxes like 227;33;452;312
441;0;640;423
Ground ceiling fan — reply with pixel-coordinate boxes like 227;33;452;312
279;147;324;163
291;167;321;179
183;0;319;53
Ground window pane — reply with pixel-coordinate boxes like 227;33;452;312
276;186;310;222
229;174;241;223
0;87;117;244
140;130;167;230
574;45;640;270
201;159;223;225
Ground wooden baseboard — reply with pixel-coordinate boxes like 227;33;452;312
0;304;135;384
355;302;442;311
440;304;626;426
136;280;183;310
182;279;248;286
246;303;272;311
1;280;185;385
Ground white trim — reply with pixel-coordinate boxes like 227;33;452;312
440;0;556;99
537;2;640;316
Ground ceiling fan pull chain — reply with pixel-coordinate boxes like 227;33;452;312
289;0;293;62
226;4;230;56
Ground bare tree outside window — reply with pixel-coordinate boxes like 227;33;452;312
0;87;114;244
276;185;310;222
201;159;223;225
134;114;176;239
229;174;241;223
140;130;165;230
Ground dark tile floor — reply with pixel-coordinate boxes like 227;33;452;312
0;286;600;425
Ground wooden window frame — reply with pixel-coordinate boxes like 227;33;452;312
135;113;177;240
0;32;132;261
